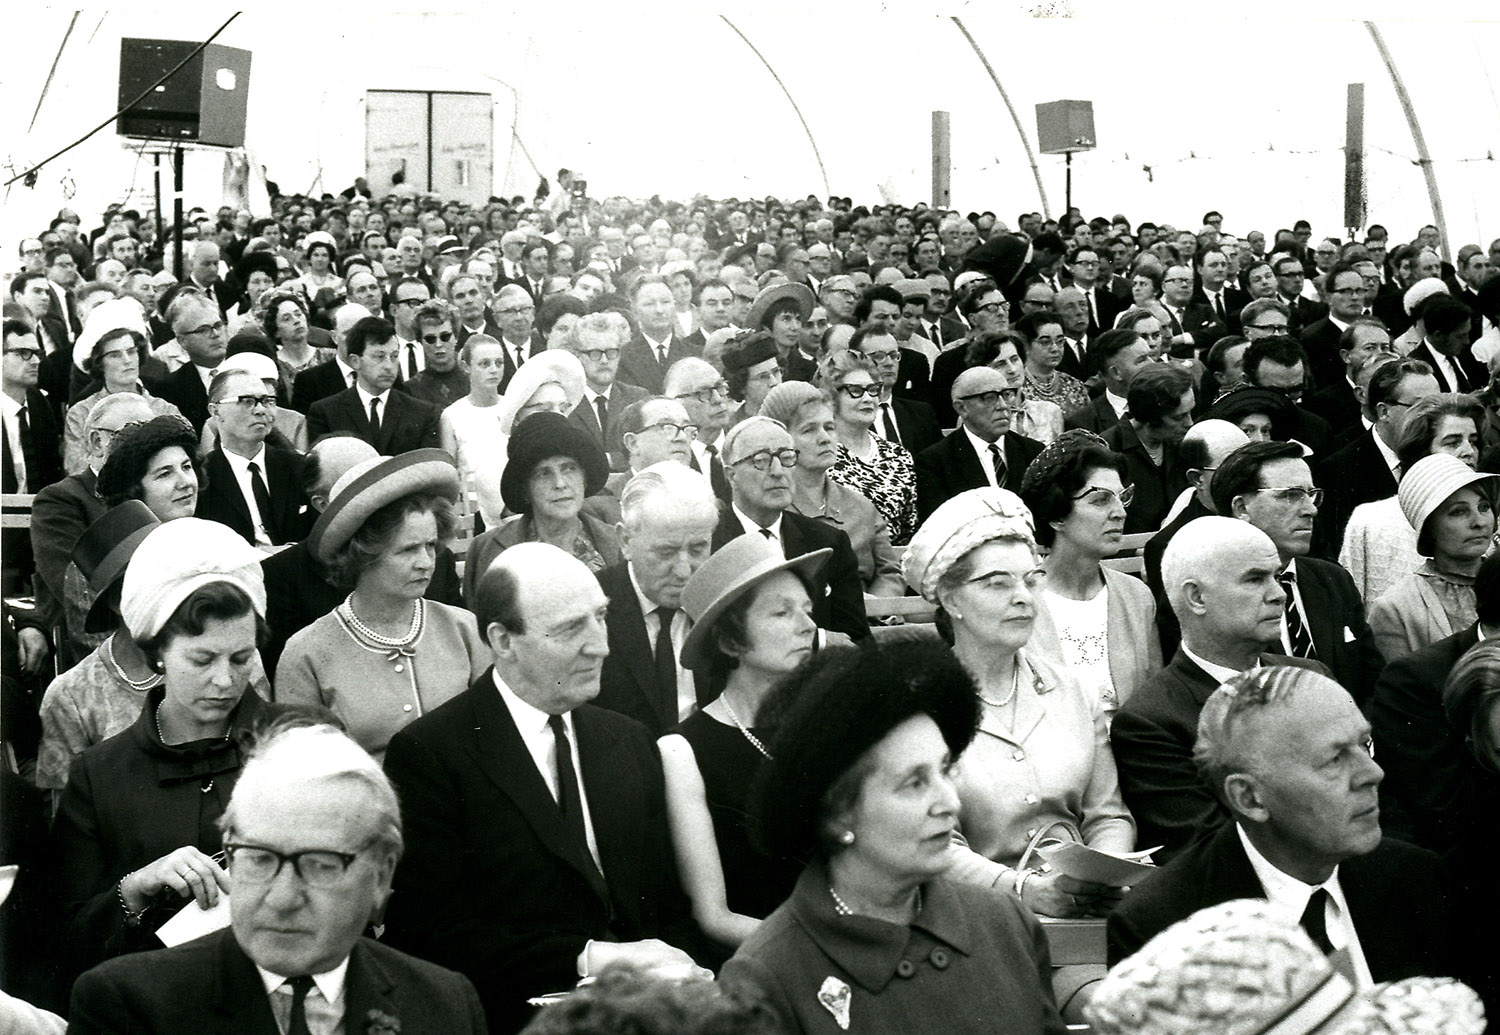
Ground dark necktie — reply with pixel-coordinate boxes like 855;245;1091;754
1300;888;1335;955
348;370;357;387
17;404;37;491
1214;293;1227;323
652;606;678;720
881;403;902;446
989;442;1007;487
759;527;775;542
286;975;314;1035
547;714;609;901
406;343;419;380
594;393;608;433
368;397;382;439
247;460;274;542
1278;570;1317;658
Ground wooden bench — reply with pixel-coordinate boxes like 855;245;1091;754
1;493;35;530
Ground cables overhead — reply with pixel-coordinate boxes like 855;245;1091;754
4;11;241;189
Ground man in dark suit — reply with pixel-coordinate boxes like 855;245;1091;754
1102;364;1195;534
195;370;312;548
292;302;369;415
383;543;704;1033
155;292;229;434
70;723;487;1035
1110;665;1455;987
711;417;868;644
1051;287;1093;381
488;284;540;395
1240;337;1334;457
678;279;735;357
618;278;698;394
1272;254;1328;336
1065;245;1125;336
1213;440;1384;703
916;367;1042;520
1302;319;1399;443
308;317;441;456
1114;516;1326;860
1409;295;1487;394
1065;328;1152;434
1298;264;1372;390
1318;358;1436;550
595;463;720;733
1190;245;1250;336
665;357;733;503
1;322;63;496
565;314;650;471
450;273;504;349
850;328;941;455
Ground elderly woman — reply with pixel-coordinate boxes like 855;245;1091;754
760;381;904;597
461;410;617;603
276;450;488;760
821;349;919;545
1342;392;1483;603
1015;311;1089;418
260;289;333;384
1206;383;1298;444
50;519;279;976
1021;432;1162;716
722;331;785;428
1129;266;1163;307
1368;453;1499;660
61;300;182;474
902;487;1135;917
537;294;587;351
95;414;201;521
719;638;1066;1035
660;535;826;955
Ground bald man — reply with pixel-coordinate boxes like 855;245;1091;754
259;435;461;672
915;366;1044;520
1144;419;1252;655
1111;517;1329;861
383;543;705;1032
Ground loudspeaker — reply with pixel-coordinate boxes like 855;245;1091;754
117;37;252;148
1035;100;1096;155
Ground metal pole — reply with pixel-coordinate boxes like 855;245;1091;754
720;16;832;198
1344;83;1366;238
932;111;951;209
153;151;164;247
1065;153;1073;216
173;146;184;280
950;17;1051;219
1365;22;1449;262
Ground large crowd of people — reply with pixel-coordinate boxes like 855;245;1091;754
2;177;1499;1034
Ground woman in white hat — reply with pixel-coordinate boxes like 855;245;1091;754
902;488;1134;918
294;232;343;301
1368;452;1500;660
51;519;280;975
275;449;489;760
60;299;182;475
659;534;827;955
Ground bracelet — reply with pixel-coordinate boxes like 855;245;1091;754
1013;868;1037;900
117;875;146;928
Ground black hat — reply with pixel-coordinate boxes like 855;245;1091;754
234;249;278;285
71;500;160;632
961;233;1031;305
1206;384;1297;442
721;331;779;373
95;414;199;506
749;638;980;861
499;411;609;515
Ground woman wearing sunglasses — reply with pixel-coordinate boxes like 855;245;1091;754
819;349;919;545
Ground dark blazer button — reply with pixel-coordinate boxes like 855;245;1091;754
930;948;950;969
896;959;916;979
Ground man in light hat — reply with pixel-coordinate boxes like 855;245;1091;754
383;541;706;1032
1109;666;1456;988
914;366;1043;521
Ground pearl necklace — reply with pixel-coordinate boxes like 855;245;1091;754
828;885;922;919
721;695;771;760
337;597;424;671
977;661;1021;710
155;702;232;793
102;636;163;692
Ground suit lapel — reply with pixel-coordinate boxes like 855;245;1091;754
208;449;255;535
345;941;399;1035
950;428;988;490
210;929;281;1034
1293;562;1338;661
608;568;673;729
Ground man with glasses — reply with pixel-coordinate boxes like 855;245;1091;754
45;246;83;344
819;274;859;327
915;366;1043;520
665;358;732;502
712;416;867;644
387;279;432;381
403;302;469;408
159;293;229;433
566;313;647;470
196;369;310;548
1274;254;1328;336
307;316;441;456
1066;245;1124;337
1300;264;1375;390
492;284;538;393
71;723;487;1035
1242;337;1333;457
1213;440;1383;704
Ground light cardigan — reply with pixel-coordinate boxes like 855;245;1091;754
1367;560;1477;662
1029;564;1162;712
1339;496;1421;605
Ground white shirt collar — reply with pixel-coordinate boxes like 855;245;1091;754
256;957;350;1013
1104;388;1129;417
1179;641;1252;685
492;667;562;740
732;501;783;541
0;393;21;419
221;441;268;471
583;384;611;403
1370;426;1400;476
642;330;672;352
354;384;391;409
961;425;1005;484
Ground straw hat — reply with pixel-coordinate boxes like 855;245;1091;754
678;534;830;670
1397;453;1500;556
71;501;159;633
747;282;815;331
306;449;460;564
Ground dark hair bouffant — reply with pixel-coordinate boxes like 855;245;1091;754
95;414;201;506
1019;430;1129;548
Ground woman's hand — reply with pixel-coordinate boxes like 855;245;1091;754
1021;869;1126;919
121;847;230;913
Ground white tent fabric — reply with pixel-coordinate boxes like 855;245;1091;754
3;6;1498;249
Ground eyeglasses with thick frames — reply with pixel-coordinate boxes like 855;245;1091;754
224;842;369;888
638;421;697;439
673;382;729;404
218;394;278;411
578;347;621;362
180;320;225;338
837;383;882;399
731;448;799;471
957;388;1020;409
421;331;455;345
1248;486;1324;507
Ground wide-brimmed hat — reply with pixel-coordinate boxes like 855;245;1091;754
749;638;980;861
679;535;830;670
1207;384;1298;442
498;411;609;515
496;350;588;436
1398;452;1500;556
1085;898;1485;1035
72;501;159;633
307;449;460;564
747;282;815;331
120;518;268;640
903;487;1036;602
73;297;148;372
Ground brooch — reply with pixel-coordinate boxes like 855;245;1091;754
817;976;851;1030
365;1009;401;1035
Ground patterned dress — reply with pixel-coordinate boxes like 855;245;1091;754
1025;369;1090;417
830;434;919;545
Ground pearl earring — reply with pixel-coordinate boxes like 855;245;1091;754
950;610;963;621
838;830;855;846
